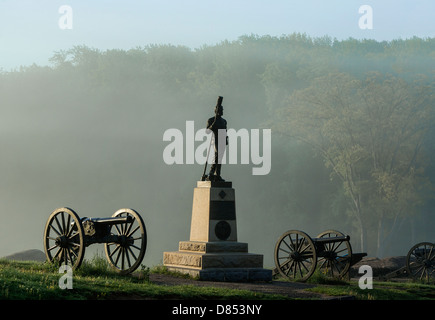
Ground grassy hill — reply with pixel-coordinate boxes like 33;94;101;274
1;249;46;262
0;257;287;300
0;256;433;300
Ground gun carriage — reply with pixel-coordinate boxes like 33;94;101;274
43;207;147;274
382;241;434;282
406;242;434;282
273;229;366;281
406;242;435;282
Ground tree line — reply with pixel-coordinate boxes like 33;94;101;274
1;33;434;256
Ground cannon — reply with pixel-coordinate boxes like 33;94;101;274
273;230;366;281
43;207;147;274
382;241;434;282
406;242;434;282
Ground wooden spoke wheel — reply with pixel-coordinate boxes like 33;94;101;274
274;230;317;282
406;242;434;283
316;230;352;278
104;208;147;274
43;207;85;269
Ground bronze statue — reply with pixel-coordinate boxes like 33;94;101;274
202;96;228;181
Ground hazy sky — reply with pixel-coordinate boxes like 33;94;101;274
0;0;434;69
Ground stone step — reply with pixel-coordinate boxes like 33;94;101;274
178;241;248;253
164;266;273;282
163;251;264;269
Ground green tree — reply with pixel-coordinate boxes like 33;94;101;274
275;72;434;254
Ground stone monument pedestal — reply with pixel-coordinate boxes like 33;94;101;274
163;181;272;282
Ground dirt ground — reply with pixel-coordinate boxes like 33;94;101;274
147;256;410;300
2;250;411;300
149;273;337;300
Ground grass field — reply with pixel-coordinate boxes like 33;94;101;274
0;257;286;300
0;257;433;300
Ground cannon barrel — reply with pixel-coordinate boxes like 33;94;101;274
86;215;133;225
312;235;350;244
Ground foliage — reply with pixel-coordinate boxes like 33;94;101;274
1;33;434;258
274;71;434;254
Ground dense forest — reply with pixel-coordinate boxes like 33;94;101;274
0;34;434;264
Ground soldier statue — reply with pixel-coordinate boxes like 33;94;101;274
203;96;228;182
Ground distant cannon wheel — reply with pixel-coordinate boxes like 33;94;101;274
316;230;352;278
406;242;434;282
104;208;147;274
274;230;317;282
43;207;85;269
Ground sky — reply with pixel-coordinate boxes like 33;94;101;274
0;0;434;70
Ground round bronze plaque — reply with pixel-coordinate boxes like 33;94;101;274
215;220;231;240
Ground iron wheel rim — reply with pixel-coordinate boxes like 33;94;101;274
274;230;317;282
43;207;85;269
104;208;147;274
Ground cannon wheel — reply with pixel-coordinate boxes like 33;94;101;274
104;208;147;274
406;242;434;282
274;230;317;282
316;230;352;279
43;207;85;270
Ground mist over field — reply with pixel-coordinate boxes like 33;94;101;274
0;34;434;268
